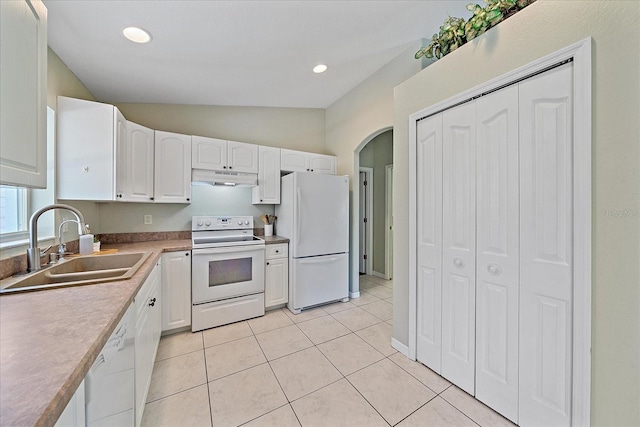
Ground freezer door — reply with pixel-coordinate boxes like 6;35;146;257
292;173;349;258
290;253;349;311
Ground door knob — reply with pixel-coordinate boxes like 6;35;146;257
487;263;502;276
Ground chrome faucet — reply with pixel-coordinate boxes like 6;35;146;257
57;219;80;260
27;204;90;272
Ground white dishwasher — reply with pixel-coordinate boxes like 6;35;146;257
84;304;135;426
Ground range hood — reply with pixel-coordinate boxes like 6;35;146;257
191;169;258;187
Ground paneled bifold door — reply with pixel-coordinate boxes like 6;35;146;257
416;63;573;426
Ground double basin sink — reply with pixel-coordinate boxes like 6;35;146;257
0;252;152;294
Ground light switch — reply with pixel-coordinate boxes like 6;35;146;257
144;214;152;225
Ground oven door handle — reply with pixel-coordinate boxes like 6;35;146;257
192;246;264;256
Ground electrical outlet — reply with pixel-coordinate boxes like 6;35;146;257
144;214;152;225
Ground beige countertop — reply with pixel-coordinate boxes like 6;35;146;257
260;235;290;245
0;240;191;427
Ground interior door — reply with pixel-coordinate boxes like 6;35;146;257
475;84;519;422
519;63;573;427
385;164;394;280
416;114;443;372
292;173;349;258
441;101;476;394
359;171;367;274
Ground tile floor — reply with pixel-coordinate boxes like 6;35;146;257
142;275;515;427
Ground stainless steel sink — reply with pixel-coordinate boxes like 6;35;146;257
0;252;152;294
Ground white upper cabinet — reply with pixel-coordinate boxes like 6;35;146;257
58;97;124;201
0;0;48;188
280;149;308;173
118;121;155;202
280;149;336;174
58;97;191;204
309;153;336;174
252;146;281;204
154;131;192;203
228;141;258;173
192;136;226;170
192;136;258;173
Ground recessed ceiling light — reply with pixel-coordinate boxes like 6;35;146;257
313;64;328;74
123;27;152;43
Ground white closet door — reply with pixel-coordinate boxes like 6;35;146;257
475;85;520;422
519;63;573;427
441;102;476;394
416;114;443;372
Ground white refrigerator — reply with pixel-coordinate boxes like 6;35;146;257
276;172;349;313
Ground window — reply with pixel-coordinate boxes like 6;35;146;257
0;186;27;236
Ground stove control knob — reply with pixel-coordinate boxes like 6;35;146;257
205;220;211;226
238;220;243;225
245;220;250;225
197;220;204;227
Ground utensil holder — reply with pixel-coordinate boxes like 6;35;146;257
264;224;273;237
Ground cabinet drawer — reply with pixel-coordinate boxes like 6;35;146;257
265;244;288;259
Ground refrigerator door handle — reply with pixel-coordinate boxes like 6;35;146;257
296;187;302;245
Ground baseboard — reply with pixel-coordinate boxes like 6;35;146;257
349;291;360;298
391;338;409;357
372;270;387;279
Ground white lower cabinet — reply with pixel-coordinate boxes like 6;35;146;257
134;260;162;427
54;380;85;427
161;251;192;332
265;243;288;309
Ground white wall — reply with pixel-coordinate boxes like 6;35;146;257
394;2;639;424
325;41;427;293
98;186;274;234
116;103;326;153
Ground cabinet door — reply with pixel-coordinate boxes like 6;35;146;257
441;101;476;394
134;262;161;427
57;97;116;201
192;136;226;171
154;131;191;203
54;380;85;427
519;63;573;427
227;141;258;173
162;252;192;332
119;121;154;202
475;85;519;422
265;257;288;308
280;149;309;172
309;153;336;174
0;0;47;188
416;113;443;373
252;146;281;204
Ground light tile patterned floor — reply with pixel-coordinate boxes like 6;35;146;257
142;275;515;427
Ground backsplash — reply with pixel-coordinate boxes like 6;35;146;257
0;232;191;280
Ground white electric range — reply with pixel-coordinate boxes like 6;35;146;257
191;216;265;332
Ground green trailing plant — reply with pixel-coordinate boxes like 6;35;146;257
415;0;535;60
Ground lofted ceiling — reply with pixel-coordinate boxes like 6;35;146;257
44;1;470;108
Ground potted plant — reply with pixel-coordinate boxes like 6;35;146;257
415;0;536;60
